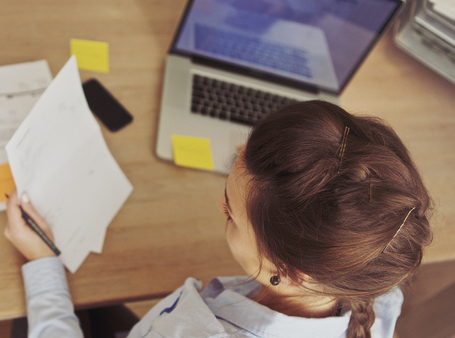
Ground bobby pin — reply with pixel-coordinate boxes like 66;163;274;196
369;176;372;203
382;207;416;253
337;126;350;173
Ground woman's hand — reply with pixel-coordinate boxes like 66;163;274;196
5;190;57;261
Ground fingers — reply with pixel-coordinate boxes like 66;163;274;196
5;190;26;239
5;190;22;223
18;192;54;240
4;190;56;260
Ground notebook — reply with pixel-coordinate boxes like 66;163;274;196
156;0;403;174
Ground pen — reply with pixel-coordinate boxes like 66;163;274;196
5;194;61;256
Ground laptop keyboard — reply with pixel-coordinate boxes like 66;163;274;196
194;24;312;78
191;74;298;126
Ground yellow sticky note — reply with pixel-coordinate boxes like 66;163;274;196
70;38;109;73
172;135;215;171
0;163;15;202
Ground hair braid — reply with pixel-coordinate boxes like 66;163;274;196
347;298;376;338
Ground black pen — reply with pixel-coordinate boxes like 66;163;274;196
19;206;61;256
5;194;61;256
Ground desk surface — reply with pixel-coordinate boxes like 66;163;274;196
1;0;454;320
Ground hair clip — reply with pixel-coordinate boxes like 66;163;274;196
382;207;416;253
369;176;372;203
337;126;350;173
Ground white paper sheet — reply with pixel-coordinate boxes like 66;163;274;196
0;60;52;211
6;56;133;273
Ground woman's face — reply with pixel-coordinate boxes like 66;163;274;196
217;153;274;285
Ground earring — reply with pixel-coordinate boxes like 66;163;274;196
270;276;280;286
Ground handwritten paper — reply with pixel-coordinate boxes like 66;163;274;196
172;135;215;171
6;56;132;273
70;38;109;73
0;60;53;210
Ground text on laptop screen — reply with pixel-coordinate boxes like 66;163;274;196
172;0;401;93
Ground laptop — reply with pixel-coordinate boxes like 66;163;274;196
156;0;403;174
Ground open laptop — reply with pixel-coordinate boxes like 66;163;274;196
156;0;403;174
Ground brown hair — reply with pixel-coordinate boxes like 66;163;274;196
243;100;432;337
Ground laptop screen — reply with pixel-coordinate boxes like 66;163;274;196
171;0;402;94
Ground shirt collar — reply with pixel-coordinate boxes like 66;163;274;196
204;277;349;338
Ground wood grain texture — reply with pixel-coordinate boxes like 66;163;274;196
0;0;454;321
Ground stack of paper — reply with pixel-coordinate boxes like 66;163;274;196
6;56;133;273
395;0;455;85
428;0;455;23
0;60;53;211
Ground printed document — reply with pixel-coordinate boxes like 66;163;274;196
6;56;133;273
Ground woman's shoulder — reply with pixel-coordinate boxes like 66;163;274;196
128;277;257;337
370;287;404;338
374;286;404;314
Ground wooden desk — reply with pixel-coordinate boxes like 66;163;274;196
1;0;454;321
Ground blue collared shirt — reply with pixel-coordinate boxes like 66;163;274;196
23;257;403;337
129;276;403;337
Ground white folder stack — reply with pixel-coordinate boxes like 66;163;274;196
394;0;455;84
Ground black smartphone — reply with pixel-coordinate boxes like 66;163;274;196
82;79;133;132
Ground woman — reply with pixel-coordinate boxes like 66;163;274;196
5;100;432;337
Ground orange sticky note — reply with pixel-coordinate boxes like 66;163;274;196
172;135;215;171
70;38;109;73
0;163;15;202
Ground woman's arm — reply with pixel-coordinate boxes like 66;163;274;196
23;257;83;338
5;191;83;337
